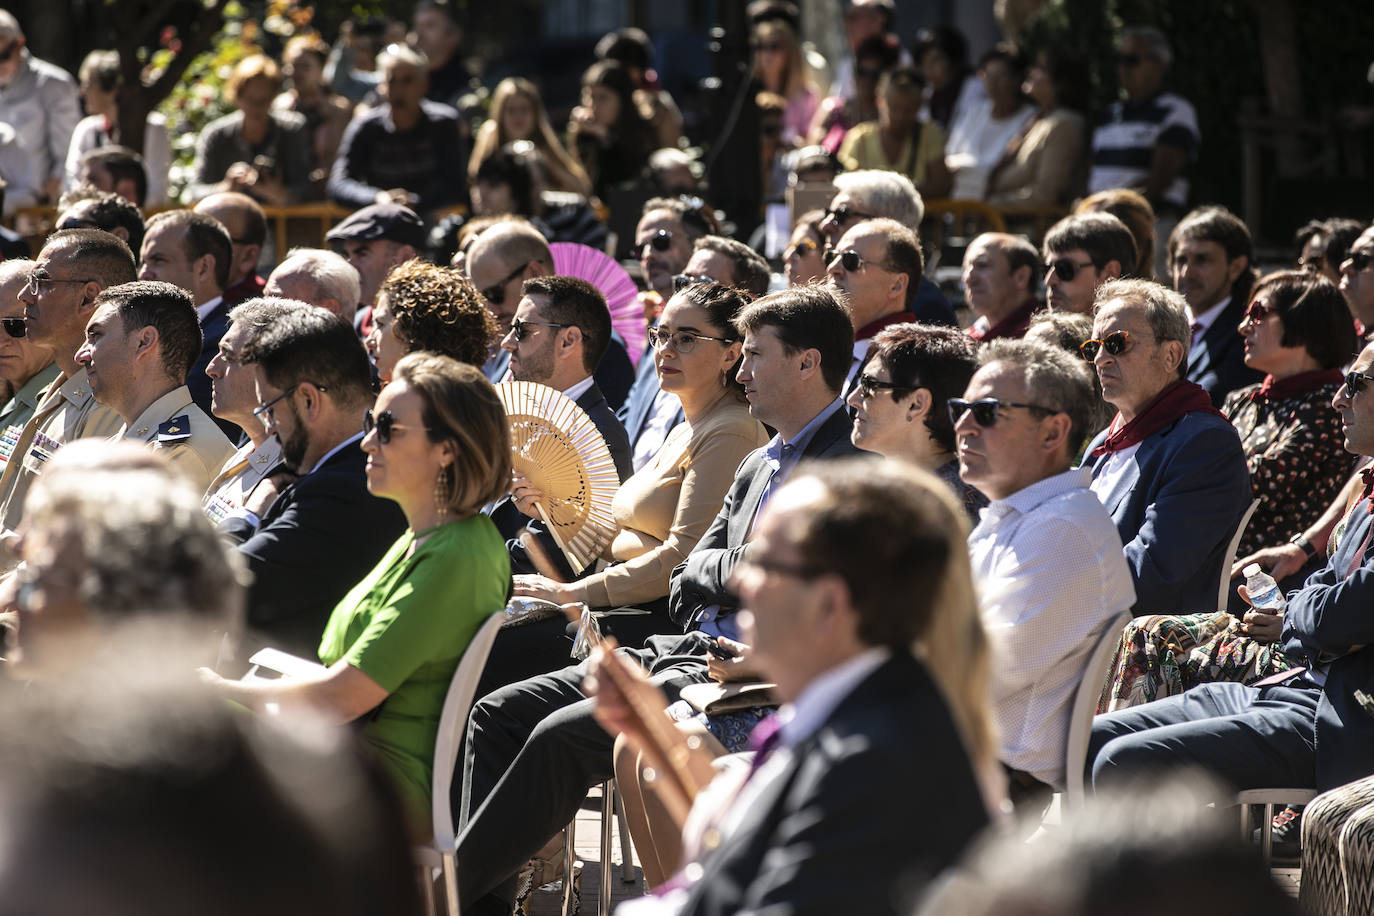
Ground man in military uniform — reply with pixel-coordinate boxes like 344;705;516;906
0;229;137;539
0;259;58;461
201;296;306;522
74;280;234;492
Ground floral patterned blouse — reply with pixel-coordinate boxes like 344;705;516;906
1222;377;1355;557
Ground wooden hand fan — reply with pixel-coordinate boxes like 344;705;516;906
496;381;619;573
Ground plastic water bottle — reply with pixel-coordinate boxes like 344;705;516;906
1243;563;1287;612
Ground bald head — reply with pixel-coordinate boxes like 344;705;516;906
266;248;362;321
193;192;266;289
962;232;1039;323
464;221;554;326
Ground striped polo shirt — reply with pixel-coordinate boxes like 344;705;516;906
1089;91;1200;209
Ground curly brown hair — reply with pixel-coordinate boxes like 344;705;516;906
378;259;500;368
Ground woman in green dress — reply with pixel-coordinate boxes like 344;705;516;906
202;353;512;830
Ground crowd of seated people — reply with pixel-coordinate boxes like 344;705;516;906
2;1;1374;912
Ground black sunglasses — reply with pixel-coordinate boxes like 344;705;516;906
363;407;432;444
828;248;894;273
1346;250;1374;273
1046;257;1096;283
640;229;674;256
822;204;876;226
481;260;530;306
1079;330;1133;362
2;317;25;339
509;316;570;342
672;273;715;292
1345;371;1374;396
856;373;908;399
947;397;1058;427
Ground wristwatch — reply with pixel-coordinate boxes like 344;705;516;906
1289;533;1317;559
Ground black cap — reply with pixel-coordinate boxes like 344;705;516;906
325;203;426;249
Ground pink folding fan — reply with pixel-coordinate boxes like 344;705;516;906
550;242;646;365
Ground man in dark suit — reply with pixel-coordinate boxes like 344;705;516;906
138;209;241;441
596;459;990;916
1089;341;1374;794
1170;206;1262;406
220;306;405;661
1083;278;1251;613
456;284;860;916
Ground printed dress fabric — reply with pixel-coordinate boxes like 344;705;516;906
1097;381;1349;713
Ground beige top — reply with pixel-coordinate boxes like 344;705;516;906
985;108;1087;207
838;119;948;187
120;385;237;494
578;397;768;609
0;371;124;532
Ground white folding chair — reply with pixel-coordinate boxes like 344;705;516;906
1061;610;1133;812
1234;788;1319;865
1217;499;1261;611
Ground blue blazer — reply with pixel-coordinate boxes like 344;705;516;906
1187;296;1263;407
1083;409;1251;614
1282;503;1374;790
677;652;989;916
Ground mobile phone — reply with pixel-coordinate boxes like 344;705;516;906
693;631;739;659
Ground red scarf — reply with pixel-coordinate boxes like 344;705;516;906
966;298;1037;343
1246;369;1344;403
854;310;916;342
1090;379;1227;459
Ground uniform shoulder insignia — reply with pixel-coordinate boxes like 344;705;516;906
157;415;193;444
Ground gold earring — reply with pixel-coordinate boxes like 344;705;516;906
434;466;452;516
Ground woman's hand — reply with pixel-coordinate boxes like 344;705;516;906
1232;543;1307;584
224;161;259;191
707;637;760;683
511;574;572;604
569;106;608;141
510;471;547;520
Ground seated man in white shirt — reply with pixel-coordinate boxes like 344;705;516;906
954;338;1135;804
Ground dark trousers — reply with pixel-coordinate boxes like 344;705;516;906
1088;681;1321;792
455;633;711;910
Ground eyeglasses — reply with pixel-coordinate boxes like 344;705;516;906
672;273;715;293
481;260;531;306
947;397;1059;427
822;204;876;226
828;248;895;273
1345;371;1374;396
253;384;300;428
649;326;734;353
1046;257;1096;282
783;238;818;261
24;272;94;296
1345;250;1374;273
639;229;674;256
1;317;25;339
508;316;570;342
857;373;908;399
363;407;432;444
1079;330;1135;362
1242;300;1275;325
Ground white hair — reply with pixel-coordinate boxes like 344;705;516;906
271;248;362;320
833;170;925;228
0;10;22;40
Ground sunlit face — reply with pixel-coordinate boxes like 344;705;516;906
818;190;870;246
500;294;561;385
654;295;741;400
21;242;97;354
1172;237;1242;314
361;380;451;512
962;236;1021;319
1044;246;1105;315
1239;290;1302;378
1090;297;1182;419
827;224;902;329
364;295;409;384
204;320;257;423
0;272;54;386
784;224;826;288
846;355;918;456
954;361;1056;501
736;324;798;430
74;302;137;412
1340;229;1374;327
1334;345;1374;456
139;222;199;293
343;240;406;307
636;210;693;300
254;371;310;472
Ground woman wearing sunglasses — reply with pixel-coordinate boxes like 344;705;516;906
202;353;513;834
510;282;768;646
1101;271;1359;713
782;209;827;287
365;259;499;385
845;323;987;520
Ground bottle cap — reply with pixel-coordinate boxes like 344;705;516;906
1243;563;1262;578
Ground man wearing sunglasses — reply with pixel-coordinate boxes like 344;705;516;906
1042;212;1137;315
0;260;58;457
1169;206;1262;407
221;306;405;660
74;281;235;493
1089;340;1374;802
963;232;1041;342
0;229;135;539
957;339;1135;801
825;217;923;394
1082;279;1251;615
1339;224;1374;330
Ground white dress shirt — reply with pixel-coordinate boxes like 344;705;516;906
968;467;1136;788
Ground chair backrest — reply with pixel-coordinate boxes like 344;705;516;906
429;612;504;850
1062;610;1132;811
1217;498;1262;612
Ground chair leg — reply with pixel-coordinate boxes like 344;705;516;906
440;853;460;916
1239;803;1253;843
614;785;635;884
1260;803;1275;865
561;818;578;916
419;864;437;916
600;780;614;915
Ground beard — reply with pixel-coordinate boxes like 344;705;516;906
279;422;310;472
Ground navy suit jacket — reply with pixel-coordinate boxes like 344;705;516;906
677;652;989;916
1282;503;1374;790
488;381;632;578
1187;296;1263;407
1083;409;1251;614
220;440;407;659
189;300;242;441
911;276;958;327
669;405;859;629
619;346;684;452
